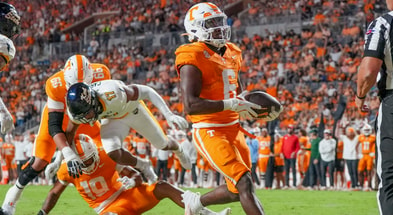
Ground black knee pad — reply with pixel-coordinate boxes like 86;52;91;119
18;157;43;186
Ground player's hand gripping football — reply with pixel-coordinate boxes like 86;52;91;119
164;112;189;130
0;109;14;134
62;146;84;178
223;91;261;120
264;105;283;121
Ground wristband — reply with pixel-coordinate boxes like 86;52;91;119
222;99;233;110
356;94;366;100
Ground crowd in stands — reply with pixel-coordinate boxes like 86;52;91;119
0;0;387;190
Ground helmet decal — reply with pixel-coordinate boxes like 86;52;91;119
184;2;230;48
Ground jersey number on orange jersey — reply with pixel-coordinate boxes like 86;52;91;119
80;176;109;200
223;69;237;99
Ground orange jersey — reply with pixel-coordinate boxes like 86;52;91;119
1;143;15;161
134;136;148;157
34;63;110;163
45;63;111;110
257;136;271;156
274;138;284;166
123;135;135;154
358;134;376;154
175;42;242;125
57;148;123;209
336;140;344;159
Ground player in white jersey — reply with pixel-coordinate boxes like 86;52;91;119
0;2;20;135
63;80;191;184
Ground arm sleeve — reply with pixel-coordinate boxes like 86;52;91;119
48;112;65;137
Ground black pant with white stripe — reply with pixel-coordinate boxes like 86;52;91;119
377;94;393;215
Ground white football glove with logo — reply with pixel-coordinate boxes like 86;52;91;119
45;152;63;181
45;162;61;181
164;112;189;130
117;176;136;189
222;92;261;119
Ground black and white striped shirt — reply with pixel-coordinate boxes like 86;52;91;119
364;12;393;93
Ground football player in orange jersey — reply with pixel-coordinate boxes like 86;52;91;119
358;124;375;191
256;128;270;188
176;2;281;214
273;133;285;189
297;129;310;182
1;55;112;215
37;134;230;215
1;134;16;184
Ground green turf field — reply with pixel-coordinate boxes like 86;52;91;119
0;184;378;215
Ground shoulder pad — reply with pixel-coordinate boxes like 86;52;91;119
226;42;242;53
175;42;206;55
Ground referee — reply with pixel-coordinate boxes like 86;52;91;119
356;1;393;214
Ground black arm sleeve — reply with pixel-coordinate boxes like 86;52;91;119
48;112;65;137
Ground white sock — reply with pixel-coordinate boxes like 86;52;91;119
2;183;24;208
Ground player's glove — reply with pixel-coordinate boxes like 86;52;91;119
223;97;261;118
62;146;83;178
164;112;188;130
263;105;283;121
0;110;14;134
117;176;136;189
45;161;61;181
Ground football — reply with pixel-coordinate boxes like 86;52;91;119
244;91;282;119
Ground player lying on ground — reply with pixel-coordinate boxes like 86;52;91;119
37;134;230;215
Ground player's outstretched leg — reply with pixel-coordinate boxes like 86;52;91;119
1;157;43;215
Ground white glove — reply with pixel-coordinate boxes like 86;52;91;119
239;111;254;120
164;112;188;130
0;110;14;134
117;176;136;189
263;105;283;121
223;98;261;118
62;146;84;178
45;161;61;181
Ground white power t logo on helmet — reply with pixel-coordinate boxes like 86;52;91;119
64;55;94;89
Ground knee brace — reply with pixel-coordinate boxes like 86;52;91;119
18;157;43;187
